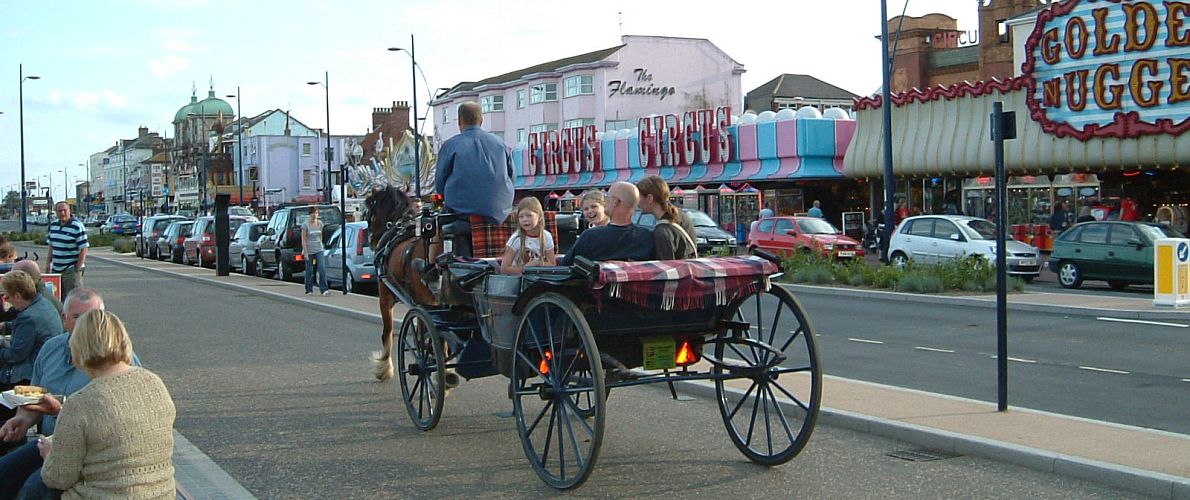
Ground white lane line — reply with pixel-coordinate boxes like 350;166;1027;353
1183;378;1190;383
914;346;955;353
1096;317;1189;328
1079;365;1130;375
847;338;884;345
990;355;1037;363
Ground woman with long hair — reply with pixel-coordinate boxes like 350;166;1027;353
637;175;697;260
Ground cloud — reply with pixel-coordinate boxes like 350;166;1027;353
37;89;129;113
149;54;191;79
164;39;191;52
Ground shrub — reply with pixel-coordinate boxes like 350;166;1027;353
2;231;47;243
87;233;118;248
111;237;136;253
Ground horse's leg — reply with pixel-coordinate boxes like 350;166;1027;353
373;283;396;381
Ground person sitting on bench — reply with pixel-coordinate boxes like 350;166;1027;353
561;182;655;265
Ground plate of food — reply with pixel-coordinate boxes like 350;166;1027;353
1;385;48;406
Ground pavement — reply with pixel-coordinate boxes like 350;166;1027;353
72;247;1190;499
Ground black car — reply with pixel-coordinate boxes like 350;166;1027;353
157;220;194;263
137;215;186;259
256;204;343;281
631;208;738;256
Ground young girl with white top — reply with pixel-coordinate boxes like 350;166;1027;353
501;197;556;275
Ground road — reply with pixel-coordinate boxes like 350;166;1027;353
78;254;1136;497
795;290;1190;435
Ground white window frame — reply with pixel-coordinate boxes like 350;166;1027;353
605;119;632;131
517;128;526;144
302;143;311;156
564;75;594;97
516;89;526;109
529;123;558;134
480;95;504;112
563;118;594;129
530;83;557;103
302;169;313;189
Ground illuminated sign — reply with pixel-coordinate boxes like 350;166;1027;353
637;107;734;168
527;125;601;176
1023;0;1190;140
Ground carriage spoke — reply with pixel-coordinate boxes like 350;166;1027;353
766;383;799;440
744;383;763;448
525;398;555;436
779;326;804;353
767;302;785;356
726;380;759;420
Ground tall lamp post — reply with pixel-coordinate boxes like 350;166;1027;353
19;65;41;233
388;35;424;199
306;73;332;203
227;88;244;207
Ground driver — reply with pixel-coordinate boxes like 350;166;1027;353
432;101;515;257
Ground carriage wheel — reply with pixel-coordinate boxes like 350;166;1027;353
714;284;821;466
510;292;605;490
397;307;446;431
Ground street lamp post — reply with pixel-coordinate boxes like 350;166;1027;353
388;35;424;199
227;89;244;208
306;73;332;204
122;144;129;214
19;64;41;233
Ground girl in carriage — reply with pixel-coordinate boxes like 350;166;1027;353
500;197;557;274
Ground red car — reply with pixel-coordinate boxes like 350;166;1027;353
182;216;249;267
748;216;865;259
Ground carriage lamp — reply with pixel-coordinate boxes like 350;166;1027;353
538;350;553;375
431;193;444;209
675;340;700;367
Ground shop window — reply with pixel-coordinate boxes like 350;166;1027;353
564;75;593;97
480;95;504;112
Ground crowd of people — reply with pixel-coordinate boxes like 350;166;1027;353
0;254;176;498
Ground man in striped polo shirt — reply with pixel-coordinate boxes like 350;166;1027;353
46;202;88;298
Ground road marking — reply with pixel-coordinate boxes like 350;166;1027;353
990;355;1037;363
1079;366;1130;375
914;346;954;353
1096;317;1189;328
847;338;884;345
1183;378;1190;383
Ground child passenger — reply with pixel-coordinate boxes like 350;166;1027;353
579;189;610;228
501;197;557;274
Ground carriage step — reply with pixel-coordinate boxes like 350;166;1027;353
700;336;788;375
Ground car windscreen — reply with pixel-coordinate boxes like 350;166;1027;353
293;208;342;227
963;219;998;240
683;210;717;228
796;218;839;234
153;219;177;231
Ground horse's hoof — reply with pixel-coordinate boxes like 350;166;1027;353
444;369;461;390
372;352;394;381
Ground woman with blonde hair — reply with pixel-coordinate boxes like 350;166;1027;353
579;190;610;228
501;197;557;274
38;309;175;498
637;175;697;260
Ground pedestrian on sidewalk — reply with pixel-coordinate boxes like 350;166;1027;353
46;202;89;299
302;207;330;296
807;200;824;218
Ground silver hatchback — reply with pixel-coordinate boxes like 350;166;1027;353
325;222;377;294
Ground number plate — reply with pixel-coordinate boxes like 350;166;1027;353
1019;259;1036;267
641;336;676;371
838;251;855;257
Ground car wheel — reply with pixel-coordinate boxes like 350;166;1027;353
135;243;143;258
242;256;255;275
1057;261;1083;289
890;251;910;269
1108;281;1129;291
172;248;182;264
344;271;354;294
281;263;293;281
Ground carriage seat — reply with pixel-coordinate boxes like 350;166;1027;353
466;212;563;260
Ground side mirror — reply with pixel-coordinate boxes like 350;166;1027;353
1127;238;1145;249
785;229;797;236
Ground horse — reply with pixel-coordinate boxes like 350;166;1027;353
363;185;436;381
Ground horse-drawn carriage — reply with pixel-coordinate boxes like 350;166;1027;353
366;187;822;490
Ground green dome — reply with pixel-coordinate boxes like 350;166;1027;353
196;89;234;117
174;94;199;122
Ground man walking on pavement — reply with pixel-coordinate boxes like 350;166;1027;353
46;202;88;299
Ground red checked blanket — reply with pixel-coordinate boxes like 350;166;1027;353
594;255;779;311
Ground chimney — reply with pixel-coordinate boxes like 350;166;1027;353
139;126;149;138
372;101;411;132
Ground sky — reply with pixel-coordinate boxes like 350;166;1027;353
0;0;980;203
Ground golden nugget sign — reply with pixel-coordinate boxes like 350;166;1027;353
1023;0;1190;140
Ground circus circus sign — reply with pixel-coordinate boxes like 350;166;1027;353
1023;0;1190;140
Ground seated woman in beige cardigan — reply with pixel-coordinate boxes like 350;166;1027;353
37;310;176;499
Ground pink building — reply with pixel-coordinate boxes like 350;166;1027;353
431;35;745;148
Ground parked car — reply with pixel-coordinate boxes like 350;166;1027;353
325;222;377;294
632;208;737;256
1048;221;1182;290
103;214;140;235
230;221;268;275
158;221;194;264
183;216;250;267
256;204;343;280
137;215;186;259
888;215;1042;281
748;216;865;259
229;205;259;222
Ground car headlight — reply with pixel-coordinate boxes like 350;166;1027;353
822;243;834;250
697;237;708;245
727;237;737;245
